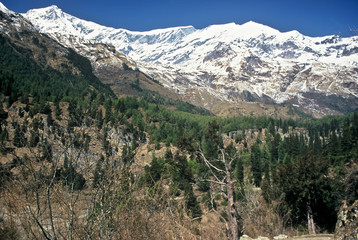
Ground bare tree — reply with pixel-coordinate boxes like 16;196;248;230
198;148;242;240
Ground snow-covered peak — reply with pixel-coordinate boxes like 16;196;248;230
203;22;237;31
29;5;65;20
3;2;358;116
198;21;280;37
130;25;196;35
186;21;284;45
23;5;197;46
0;1;14;15
26;5;61;14
24;5;115;39
23;4;358;67
239;21;280;36
25;5;64;21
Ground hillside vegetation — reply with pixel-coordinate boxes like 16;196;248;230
0;19;357;240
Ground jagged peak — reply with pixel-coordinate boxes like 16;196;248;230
25;4;66;20
30;4;62;12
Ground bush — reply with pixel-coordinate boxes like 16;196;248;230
61;162;86;190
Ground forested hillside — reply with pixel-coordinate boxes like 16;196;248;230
1;10;357;240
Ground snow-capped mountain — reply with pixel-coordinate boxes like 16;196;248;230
0;2;38;34
18;5;358;116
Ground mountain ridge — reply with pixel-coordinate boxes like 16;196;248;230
6;3;358;117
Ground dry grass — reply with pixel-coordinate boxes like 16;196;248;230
238;184;292;238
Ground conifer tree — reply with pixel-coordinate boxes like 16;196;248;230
41;139;52;161
29;130;39;147
250;143;262;187
184;184;202;218
92;155;104;188
13;125;25;147
270;133;281;162
272;151;339;232
55;102;61;120
96;108;103;129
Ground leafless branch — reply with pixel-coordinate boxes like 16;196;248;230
27;206;51;240
198;178;226;185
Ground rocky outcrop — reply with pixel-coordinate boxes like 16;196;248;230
335;200;358;240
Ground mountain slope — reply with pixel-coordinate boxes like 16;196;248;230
23;4;358;117
0;3;114;101
19;5;184;104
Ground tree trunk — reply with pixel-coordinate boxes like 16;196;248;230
199;149;242;240
307;205;316;234
225;161;239;240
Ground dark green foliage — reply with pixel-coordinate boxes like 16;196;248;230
140;90;211;116
39;102;51;114
0;163;12;189
12;124;26;147
84;134;90;152
144;156;166;186
258;112;358;232
270;133;282;163
46;111;54;127
66;49;115;98
202;120;222;160
92;155;105;189
143;152;201;218
234;158;244;184
0;104;8;125
250;143;262;187
171;153;201;218
0;129;8;153
96;109;103;129
174;101;210;116
31;117;43;131
184;184;202;218
41;139;52;161
54;102;61;119
61;159;86;190
72;133;83;149
2;24;358;232
171;153;194;190
197;166;211;192
282;120;289;134
122;144;135;164
268;119;275;135
130;78;142;92
0;35;114;104
18;108;24;118
29;130;39;147
272;152;341;231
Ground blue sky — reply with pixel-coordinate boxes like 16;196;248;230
2;0;357;37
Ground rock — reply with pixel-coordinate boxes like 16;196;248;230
274;234;288;239
335;200;358;240
240;234;253;240
240;235;271;240
256;237;270;240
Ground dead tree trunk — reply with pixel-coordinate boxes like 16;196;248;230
307;205;316;234
199;149;241;240
225;160;239;240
